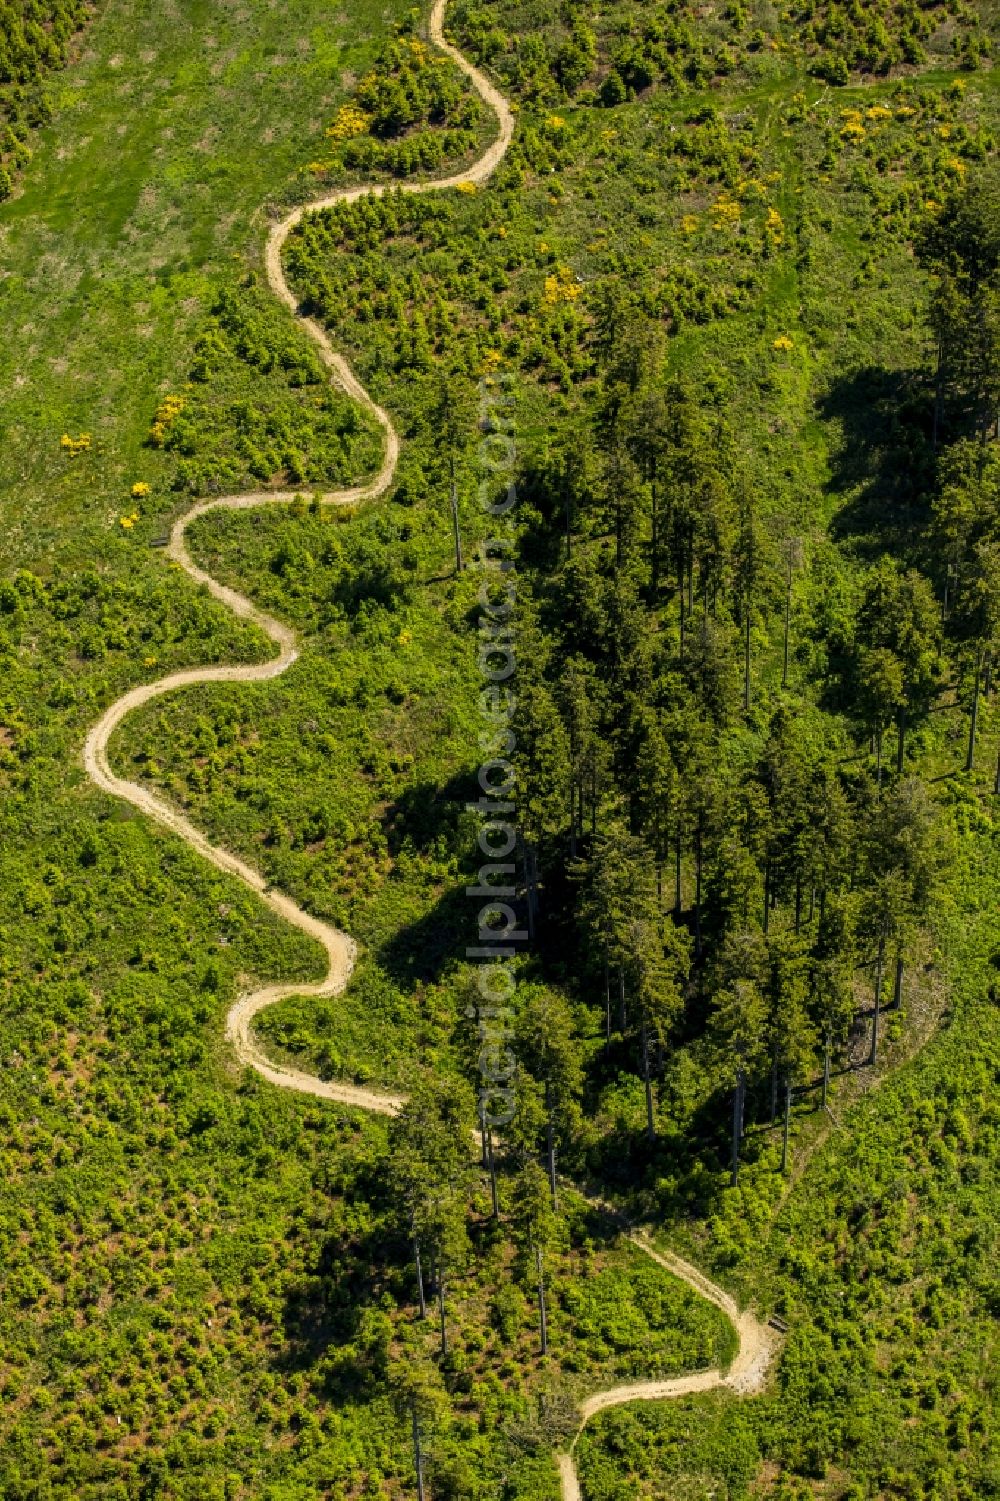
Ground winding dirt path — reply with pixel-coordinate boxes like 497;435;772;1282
555;1235;779;1498
81;7;778;1495
82;0;508;1114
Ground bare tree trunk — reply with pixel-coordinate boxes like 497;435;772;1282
650;473;658;595
642;1015;655;1142
487;1127;499;1219
694;815;703;960
966;647;983;773
771;1048;779;1124
781;1079;792;1173
822;1033;831;1109
523;841;538;939
414;1238;427;1319
743;604;751;712
569;781;577;862
933;333;944;453
730;1067;745;1187
870;934;885;1067
892;954;904;1013
438;1265;448;1356
782;553;792;689
876;725;883;792
450;472;463;575
545;1082;558;1211
412;1402;426;1501
535;1241;548;1356
976;303;992;463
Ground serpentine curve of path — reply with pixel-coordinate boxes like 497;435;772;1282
82;0;510;1115
556;1236;779;1499
80;4;779;1494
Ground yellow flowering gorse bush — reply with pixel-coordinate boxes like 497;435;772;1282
542;265;582;306
149;395;185;448
712;196;741;230
326;103;370;142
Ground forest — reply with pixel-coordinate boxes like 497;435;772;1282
0;0;90;198
1;0;1000;1496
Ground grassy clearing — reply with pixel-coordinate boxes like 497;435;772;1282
4;0;1000;1495
0;0;406;569
0;1;742;1494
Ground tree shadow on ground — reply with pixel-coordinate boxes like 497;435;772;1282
377;769;527;988
274;1160;406;1395
382;770;478;859
820;364;936;561
376;881;480;988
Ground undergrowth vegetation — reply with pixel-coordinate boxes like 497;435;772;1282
2;0;1000;1495
156;284;383;497
0;0;92;198
306;15;491;183
453;0;991;104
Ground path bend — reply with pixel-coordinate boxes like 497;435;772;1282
80;6;778;1494
554;1235;780;1498
82;0;509;1114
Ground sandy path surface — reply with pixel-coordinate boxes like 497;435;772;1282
554;1235;780;1498
81;8;779;1494
82;0;510;1115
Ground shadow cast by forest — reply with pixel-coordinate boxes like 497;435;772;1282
820;364;935;560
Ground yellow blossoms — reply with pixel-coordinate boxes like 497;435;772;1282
326;102;370;142
60;433;91;456
149;394;185;447
712;196;741;230
542;265;582;306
